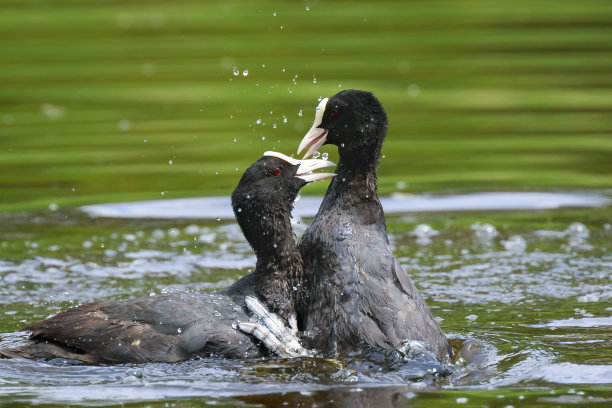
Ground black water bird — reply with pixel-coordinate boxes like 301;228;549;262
0;152;334;364
296;90;453;360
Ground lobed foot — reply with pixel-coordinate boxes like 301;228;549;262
239;296;313;358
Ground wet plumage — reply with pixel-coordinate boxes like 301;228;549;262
1;154;333;364
297;90;453;360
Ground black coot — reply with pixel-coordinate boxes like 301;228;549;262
296;90;453;361
0;152;334;364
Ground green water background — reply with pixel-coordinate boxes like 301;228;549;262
1;0;611;213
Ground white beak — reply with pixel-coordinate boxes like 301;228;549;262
297;98;329;158
263;151;336;182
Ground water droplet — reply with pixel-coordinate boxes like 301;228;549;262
338;83;342;88
312;77;317;84
340;143;345;147
305;6;310;11
273;243;277;248
321;152;328;160
261;136;266;140
256;118;261;124
242;69;248;76
262;64;266;68
283;116;287;123
48;202;58;211
237;208;242;213
168;160;173;165
233;137;237;142
471;222;498;240
312;151;320;159
149;291;156;297
566;222;589;238
232;67;239;76
177;327;182;333
272;123;277;129
273;11;277;16
298;109;303;117
216;217;221;221
411;224;439;240
502;235;527;252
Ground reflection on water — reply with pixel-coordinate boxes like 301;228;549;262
80;191;611;219
0;194;611;406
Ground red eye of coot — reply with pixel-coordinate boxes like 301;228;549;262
331;109;339;117
273;167;282;176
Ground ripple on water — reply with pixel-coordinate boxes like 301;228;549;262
79;191;611;219
1;203;611;404
532;315;612;328
405;251;612;305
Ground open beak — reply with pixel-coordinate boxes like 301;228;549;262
297;97;329;158
264;151;336;183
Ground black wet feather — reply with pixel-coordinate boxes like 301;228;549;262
298;90;453;360
1;156;306;364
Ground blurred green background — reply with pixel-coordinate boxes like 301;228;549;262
1;0;611;212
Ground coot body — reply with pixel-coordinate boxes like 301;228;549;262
0;153;334;364
297;90;453;361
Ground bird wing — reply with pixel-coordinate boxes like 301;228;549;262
21;292;258;363
353;233;451;359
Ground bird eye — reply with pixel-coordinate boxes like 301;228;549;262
330;109;339;118
273;167;282;176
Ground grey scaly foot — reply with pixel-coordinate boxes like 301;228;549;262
239;296;312;358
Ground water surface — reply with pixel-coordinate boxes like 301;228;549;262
1;193;611;407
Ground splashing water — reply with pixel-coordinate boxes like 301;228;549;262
501;235;527;252
1;192;611;406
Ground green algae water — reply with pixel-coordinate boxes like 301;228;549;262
1;195;610;407
1;0;611;212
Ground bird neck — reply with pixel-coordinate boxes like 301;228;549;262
326;153;380;204
249;211;303;320
315;146;386;229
